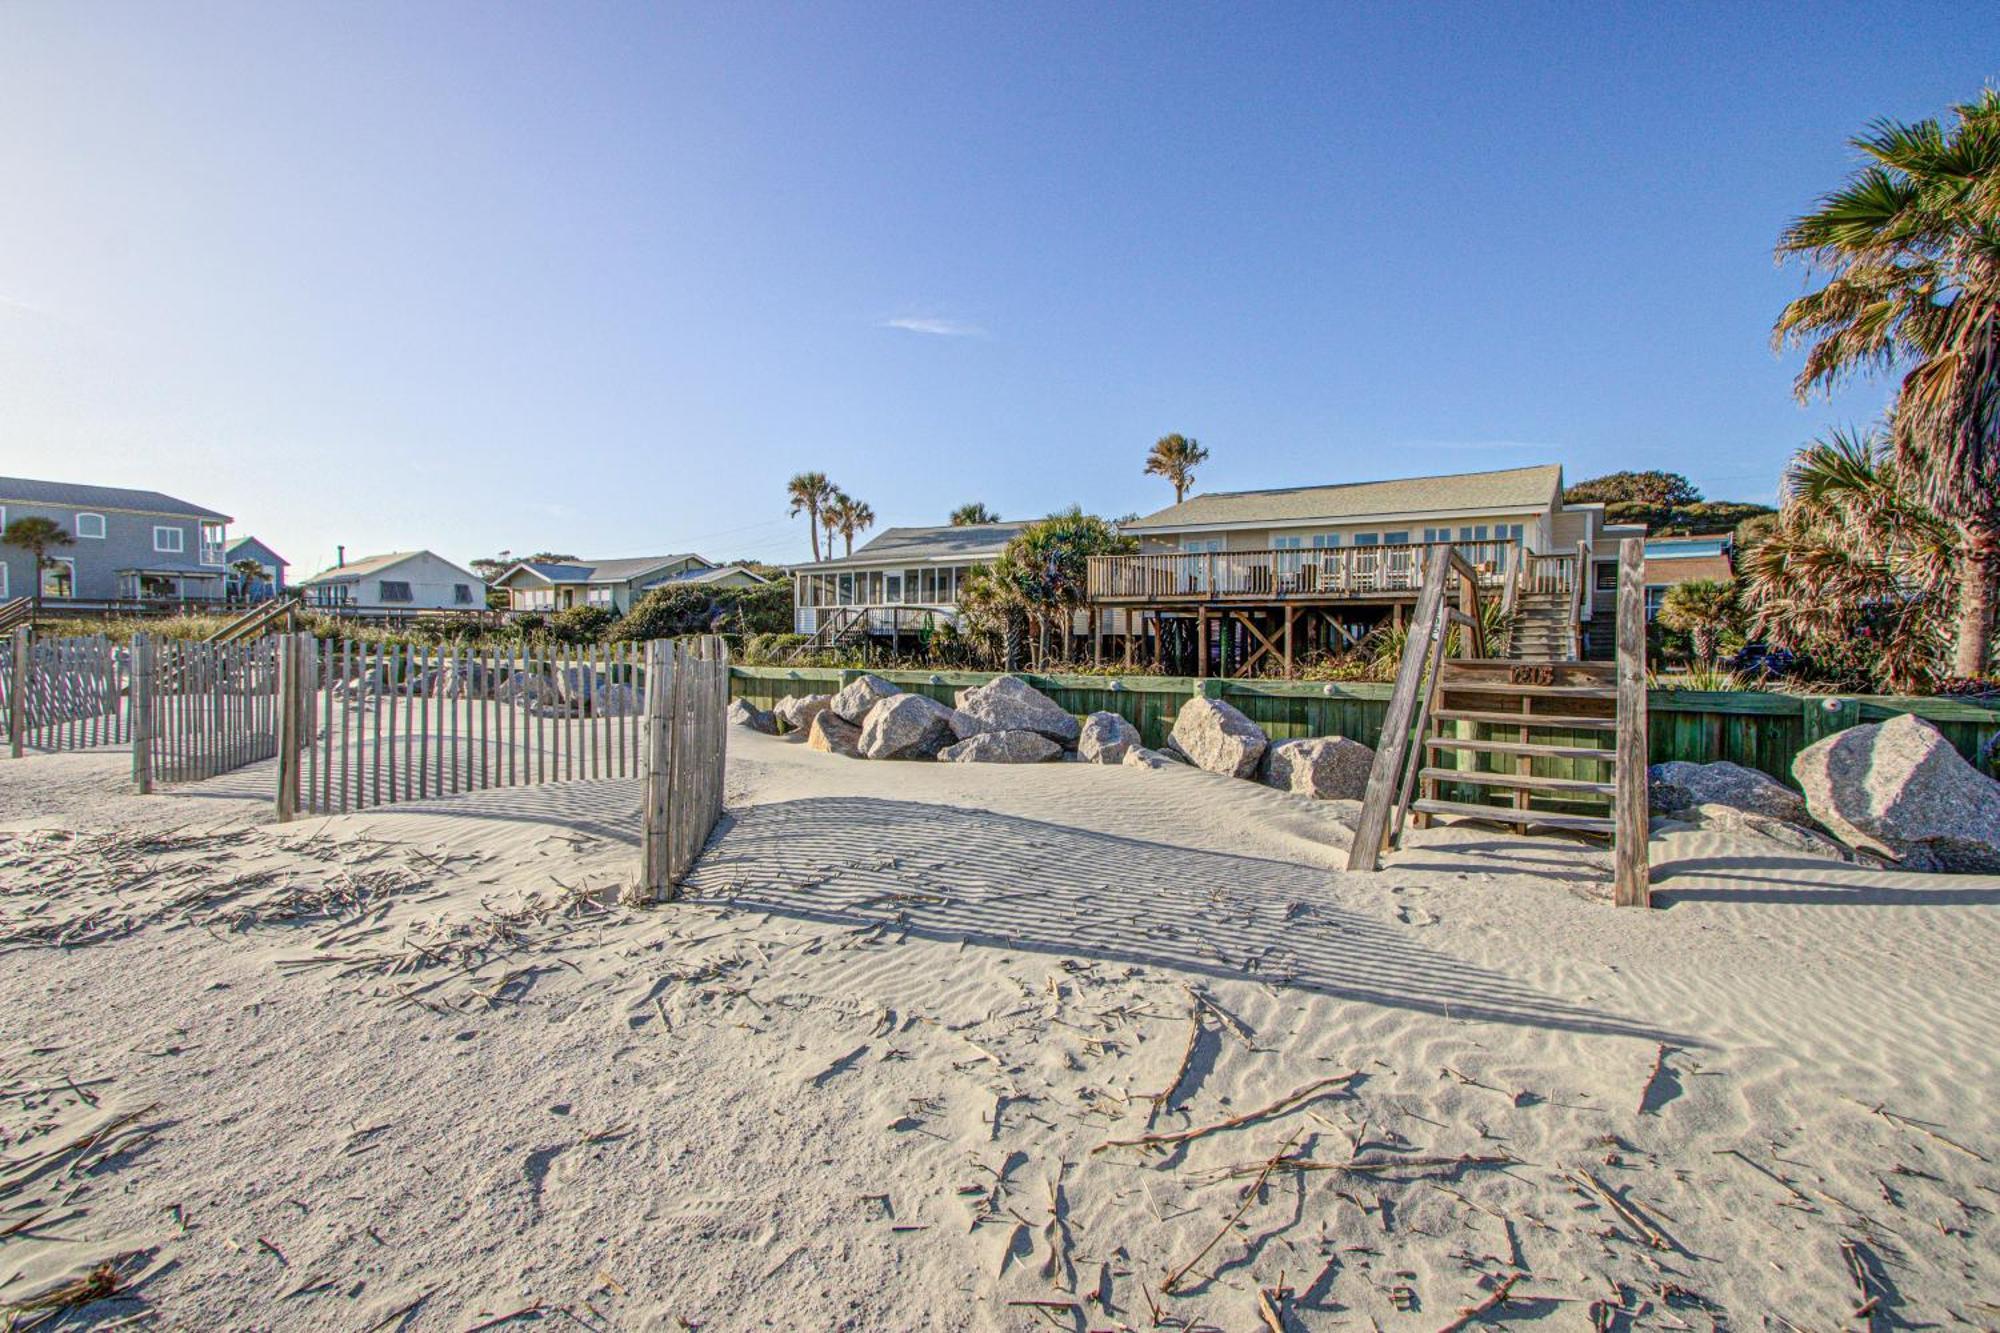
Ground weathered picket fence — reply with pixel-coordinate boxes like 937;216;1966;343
273;635;653;816
132;636;282;790
639;636;730;901
2;629;130;758
267;632;729;899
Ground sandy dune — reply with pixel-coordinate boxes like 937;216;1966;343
2;732;1997;1330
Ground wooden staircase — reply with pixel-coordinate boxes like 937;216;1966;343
1348;540;1650;907
204;593;300;644
0;598;31;636
787;607;868;661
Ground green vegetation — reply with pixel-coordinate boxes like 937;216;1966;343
1143;433;1208;505
823;491;875;557
1774;89;2000;680
1656;578;1741;667
950;503;1000;525
1563;472;1773;539
960;508;1134;668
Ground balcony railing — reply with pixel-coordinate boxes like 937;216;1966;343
1086;541;1519;603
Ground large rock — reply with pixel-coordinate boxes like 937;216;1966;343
1123;745;1190;771
496;671;546;705
805;711;863;759
952;676;1080;745
1261;736;1374;800
1167;697;1268;778
774;693;832;736
1793;714;2000;872
1649;760;1811;826
831;674;900;724
728;698;777;734
939;729;1063;764
860;693;958;760
1076;711;1142;765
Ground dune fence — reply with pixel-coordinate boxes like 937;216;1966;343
726;665;2000;788
132;635;282;789
267;633;728;899
2;628;131;758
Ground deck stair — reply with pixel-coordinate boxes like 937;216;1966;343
1348;540;1650;907
0;598;31;636
787;607;868;661
205;593;301;644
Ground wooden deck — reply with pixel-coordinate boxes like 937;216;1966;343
1086;540;1520;605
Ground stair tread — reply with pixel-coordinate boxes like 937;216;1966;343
1425;737;1613;761
1410;798;1615;833
1433;708;1618;730
1438;682;1614;698
1420;767;1615;795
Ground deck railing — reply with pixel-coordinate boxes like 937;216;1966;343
1086;540;1518;602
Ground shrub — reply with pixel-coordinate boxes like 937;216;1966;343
549;604;619;644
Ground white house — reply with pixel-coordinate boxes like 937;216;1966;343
492;554;765;613
298;550;486;613
789;522;1029;644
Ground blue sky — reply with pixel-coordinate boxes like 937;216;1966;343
2;4;1994;573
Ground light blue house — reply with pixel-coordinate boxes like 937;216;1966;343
0;476;233;607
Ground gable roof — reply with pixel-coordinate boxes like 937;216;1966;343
299;550;473;584
0;475;231;522
227;536;288;567
793;522;1031;571
495;554;708;587
1120;465;1565;532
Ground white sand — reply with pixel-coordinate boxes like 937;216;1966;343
3;732;1997;1329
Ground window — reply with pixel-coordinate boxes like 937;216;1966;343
1645;587;1666;621
200;522;226;566
41;559;75;600
379;580;413;603
75;513;106;539
1421;528;1451;544
1310;534;1341;549
456;584;477;605
837;573;853;604
0;563;8;599
1383;532;1410;545
585;586;613;606
886;574;902;603
153;525;184;553
1595;563;1618;592
1181;538;1224;553
1271;535;1303;550
1353;533;1380;547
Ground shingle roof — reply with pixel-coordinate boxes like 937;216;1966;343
226;536;288;567
0;475;231;522
506;554;706;585
1120;465;1564;531
793;523;1031;571
300;551;429;583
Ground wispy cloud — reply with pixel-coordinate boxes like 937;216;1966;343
878;314;985;338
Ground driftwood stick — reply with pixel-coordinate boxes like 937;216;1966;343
1571;1170;1668;1250
1858;1101;1991;1163
1096;1075;1356;1156
1436;1273;1520;1333
1257;1284;1290;1333
1159;1130;1300;1295
1184;984;1255;1046
1144;1007;1203;1123
1226;1152;1516;1180
1637;1043;1668;1116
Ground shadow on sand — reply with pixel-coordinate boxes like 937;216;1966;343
684;796;1679;1043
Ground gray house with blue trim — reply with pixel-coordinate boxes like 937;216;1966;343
0;476;233;606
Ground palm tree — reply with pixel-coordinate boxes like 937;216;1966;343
1144;433;1209;504
825;492;875;557
2;517;74;614
1774;90;2000;678
1657;579;1740;667
230;557;266;602
1738;427;1956;693
950;502;999;526
786;472;836;562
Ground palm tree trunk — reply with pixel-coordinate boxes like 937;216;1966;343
1953;519;1998;678
807;507;821;563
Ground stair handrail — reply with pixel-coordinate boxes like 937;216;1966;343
1347;547;1459;871
0;597;31;635
204;593;300;644
1568;539;1589;658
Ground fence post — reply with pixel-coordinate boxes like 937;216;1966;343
8;625;27;759
275;632;302;822
1613;538;1650;908
640;638;680;903
131;634;155;793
